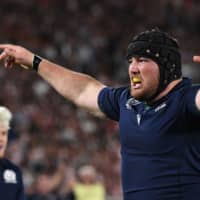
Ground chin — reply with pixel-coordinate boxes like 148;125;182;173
133;96;147;102
132;92;155;102
131;90;146;101
132;94;146;101
0;151;5;158
131;87;156;101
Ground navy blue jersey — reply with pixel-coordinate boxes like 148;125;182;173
0;158;25;200
98;78;200;200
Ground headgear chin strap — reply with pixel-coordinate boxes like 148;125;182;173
126;28;182;100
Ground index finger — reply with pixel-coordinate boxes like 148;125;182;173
0;44;13;50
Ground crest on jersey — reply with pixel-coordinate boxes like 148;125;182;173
126;98;141;110
3;169;17;184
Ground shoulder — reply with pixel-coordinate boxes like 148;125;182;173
170;78;199;97
176;79;200;115
1;159;21;173
98;86;130;121
100;86;130;99
99;85;131;108
1;159;24;187
181;82;200;100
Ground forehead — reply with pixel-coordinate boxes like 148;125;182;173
0;124;9;132
130;55;153;60
129;56;158;65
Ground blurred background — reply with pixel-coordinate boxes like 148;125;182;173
0;0;200;199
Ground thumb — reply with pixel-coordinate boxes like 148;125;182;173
193;56;200;63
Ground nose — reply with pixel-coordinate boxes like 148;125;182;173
129;58;139;74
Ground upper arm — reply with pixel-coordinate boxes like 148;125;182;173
195;89;200;111
38;60;106;117
77;85;125;121
75;81;106;117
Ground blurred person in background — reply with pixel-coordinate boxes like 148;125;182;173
27;160;66;200
0;106;25;200
69;165;105;200
0;28;200;200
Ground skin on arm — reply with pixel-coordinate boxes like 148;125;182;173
193;56;200;111
0;44;106;117
195;90;200;111
38;59;106;116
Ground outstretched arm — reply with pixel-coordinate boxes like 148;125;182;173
0;44;106;117
193;56;200;111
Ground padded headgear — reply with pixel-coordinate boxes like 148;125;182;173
127;28;182;99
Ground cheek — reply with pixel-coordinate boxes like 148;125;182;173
143;65;159;80
2;135;8;144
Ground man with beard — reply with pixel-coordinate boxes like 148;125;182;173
0;28;200;200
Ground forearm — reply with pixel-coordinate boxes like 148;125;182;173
0;44;106;115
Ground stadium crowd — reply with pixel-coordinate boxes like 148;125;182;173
0;0;200;199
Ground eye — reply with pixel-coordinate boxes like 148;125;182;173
127;59;132;64
138;57;149;62
1;131;8;136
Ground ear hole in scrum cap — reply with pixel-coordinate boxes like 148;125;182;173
126;28;182;99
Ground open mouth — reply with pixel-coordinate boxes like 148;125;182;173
132;77;142;89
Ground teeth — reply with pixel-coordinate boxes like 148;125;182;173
132;77;141;83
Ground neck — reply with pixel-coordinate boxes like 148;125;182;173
148;78;182;104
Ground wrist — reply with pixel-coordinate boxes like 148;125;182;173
32;55;42;72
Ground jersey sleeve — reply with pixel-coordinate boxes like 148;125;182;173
185;84;200;116
98;87;127;121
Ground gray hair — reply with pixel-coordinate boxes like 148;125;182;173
0;106;12;130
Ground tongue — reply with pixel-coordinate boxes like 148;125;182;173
134;83;141;89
